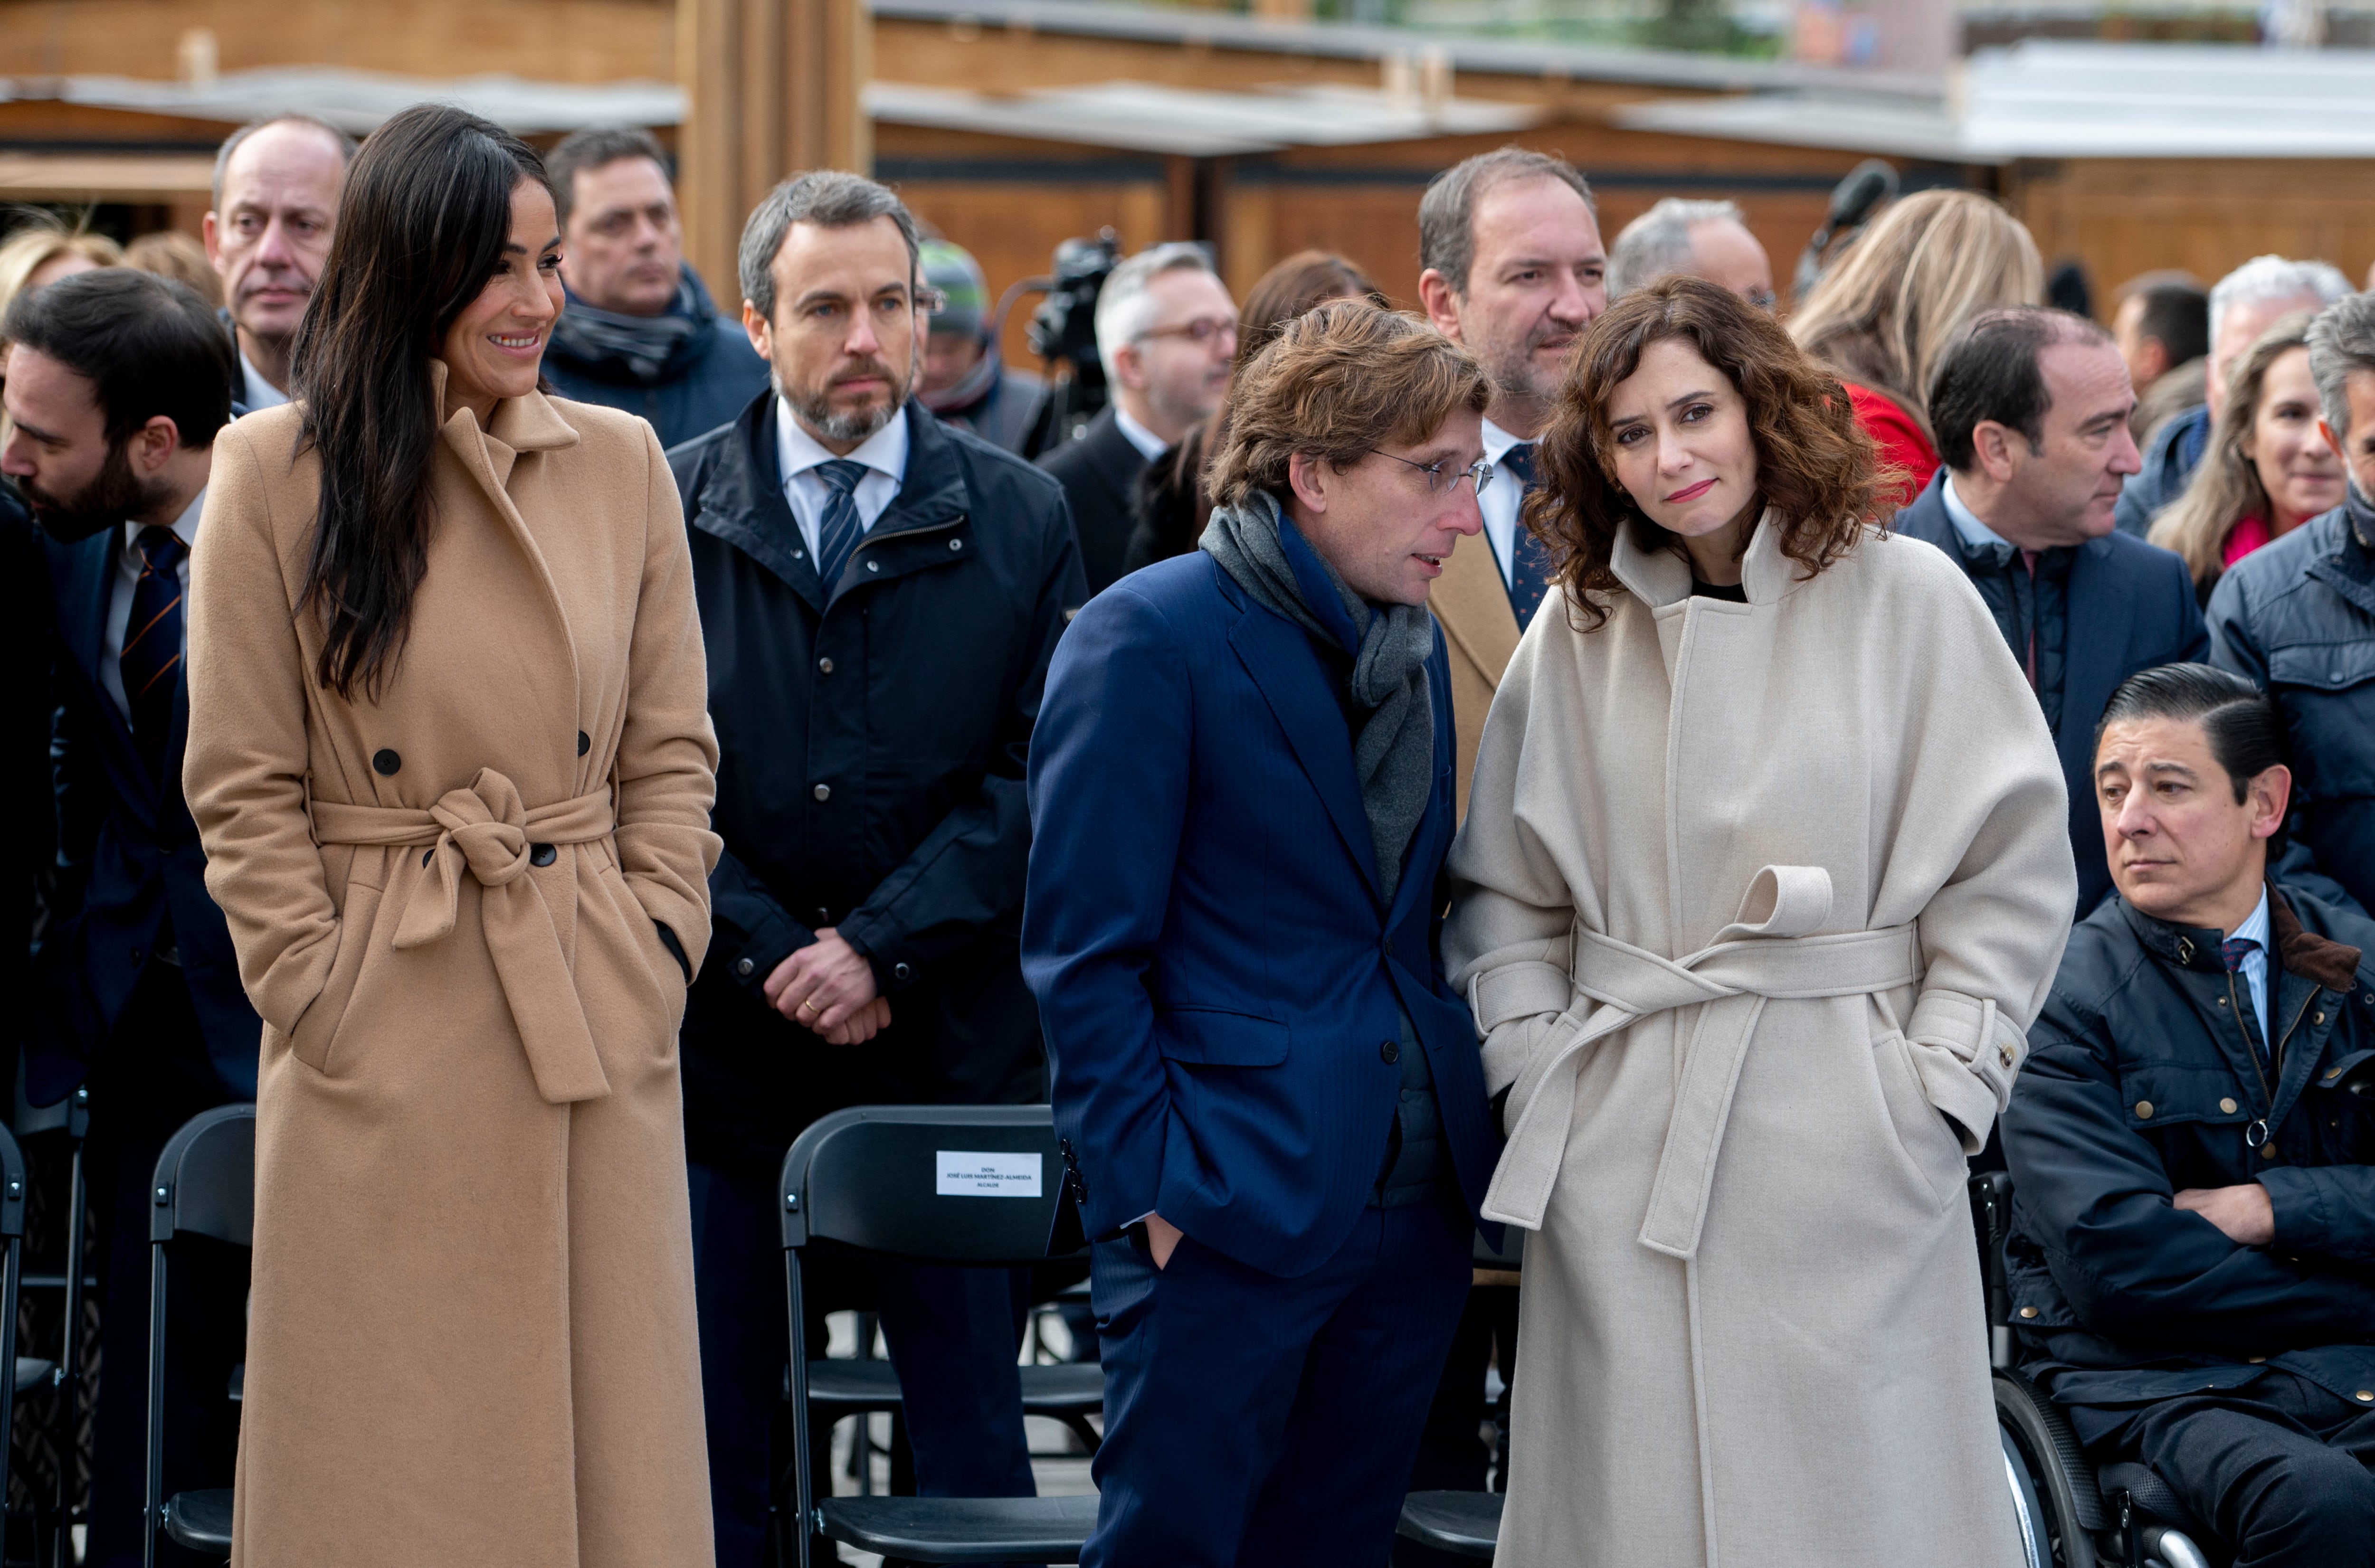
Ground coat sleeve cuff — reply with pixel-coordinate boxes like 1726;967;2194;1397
1908;988;2028;1152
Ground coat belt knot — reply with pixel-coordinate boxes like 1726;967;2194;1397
1474;866;1923;1254
309;767;618;1105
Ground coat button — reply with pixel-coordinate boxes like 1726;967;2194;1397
1380;1039;1400;1065
2315;1011;2327;1025
2358;1391;2374;1402
2019;1306;2038;1319
2135;1100;2154;1119
949;538;964;551
817;657;835;675
2329;1067;2346;1081
372;748;401;775
865;560;881;573
529;843;556;868
736;958;754;977
893;962;913;982
812;784;831;802
2248;1355;2266;1363
1998;1043;2015;1068
577;730;590;757
2220;1097;2238;1114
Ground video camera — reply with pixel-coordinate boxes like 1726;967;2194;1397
1016;229;1121;457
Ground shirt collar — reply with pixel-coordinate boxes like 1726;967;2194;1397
1481;416;1532;463
2230;886;2271;951
124;486;206;554
775;397;910;490
1940;472;2014;552
1112;406;1172;463
238;352;289;412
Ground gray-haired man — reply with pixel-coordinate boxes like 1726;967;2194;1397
203;113;354;408
1606;197;1774;309
668;170;1087;1567
1040;242;1236;592
2116;255;2353;536
2210;291;2375;912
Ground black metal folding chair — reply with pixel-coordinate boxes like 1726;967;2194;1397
142;1104;254;1568
1396;1225;1525;1562
780;1105;1100;1566
13;1068;88;1565
0;1121;45;1565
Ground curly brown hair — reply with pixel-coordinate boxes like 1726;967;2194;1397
1206;300;1490;508
1529;275;1885;629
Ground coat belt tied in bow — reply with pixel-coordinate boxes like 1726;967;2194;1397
310;768;618;1105
1472;866;1922;1255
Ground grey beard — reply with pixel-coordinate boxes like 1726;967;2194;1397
780;367;911;445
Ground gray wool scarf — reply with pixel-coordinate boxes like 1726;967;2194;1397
1201;488;1435;904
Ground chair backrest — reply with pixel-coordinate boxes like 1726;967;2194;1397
148;1105;256;1247
780;1105;1073;1266
1473;1225;1523;1270
0;1123;22;1243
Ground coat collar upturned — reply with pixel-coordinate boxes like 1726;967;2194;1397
429;359;582;495
2118;882;2364;995
1608;504;1805;610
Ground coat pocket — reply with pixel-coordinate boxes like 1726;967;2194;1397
1872;1029;1965;1209
286;879;385;1076
1153;1006;1290;1067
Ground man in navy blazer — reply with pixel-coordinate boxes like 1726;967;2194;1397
1895;307;2208;915
1024;304;1501;1566
2;270;256;1568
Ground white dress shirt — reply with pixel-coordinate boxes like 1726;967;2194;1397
2227;887;2272;1048
239;351;289;413
773;399;910;562
1112;406;1172;463
102;489;204;718
1939;473;2016;552
1478;416;1534;591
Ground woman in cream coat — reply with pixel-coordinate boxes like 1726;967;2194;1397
1444;276;2075;1567
182;107;719;1565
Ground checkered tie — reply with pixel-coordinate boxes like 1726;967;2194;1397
121;526;187;776
813;460;868;590
1499;444;1553;631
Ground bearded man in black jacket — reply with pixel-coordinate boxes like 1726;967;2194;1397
2001;664;2375;1568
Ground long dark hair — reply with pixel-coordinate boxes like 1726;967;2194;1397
291;104;550;700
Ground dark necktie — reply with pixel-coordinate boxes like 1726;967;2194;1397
813;460;868;591
1499;444;1553;632
2222;936;2265;1060
122;526;188;774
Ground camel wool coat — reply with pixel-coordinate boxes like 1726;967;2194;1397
182;372;722;1568
1444;514;2076;1568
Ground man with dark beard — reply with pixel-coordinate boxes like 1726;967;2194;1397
668;171;1086;1568
0;268;254;1568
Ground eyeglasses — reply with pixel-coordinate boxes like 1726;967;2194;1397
1374;450;1496;497
1137;317;1239;347
1744;287;1777;313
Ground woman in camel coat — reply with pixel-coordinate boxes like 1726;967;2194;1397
1444;277;2076;1567
182;106;719;1566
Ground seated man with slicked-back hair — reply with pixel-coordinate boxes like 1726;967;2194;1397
2002;663;2375;1568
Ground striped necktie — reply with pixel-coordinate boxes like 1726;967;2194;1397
1499;444;1553;631
122;526;188;776
813;460;868;591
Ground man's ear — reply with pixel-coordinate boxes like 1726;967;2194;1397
2136;338;2170;387
1416;269;1463;342
742;300;773;363
1969;419;2022;485
129;416;181;476
1111;340;1150;396
1287;451;1330;515
2246;764;2292;842
201;210;223;269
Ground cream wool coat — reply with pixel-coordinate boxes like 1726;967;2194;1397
1444;514;2076;1568
183;376;721;1568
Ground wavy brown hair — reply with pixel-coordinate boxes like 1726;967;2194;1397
1529;275;1883;629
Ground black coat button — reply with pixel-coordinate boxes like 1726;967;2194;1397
577;731;590;757
1380;1039;1400;1065
529;843;557;868
372;748;401;775
893;962;913;983
736;958;754;977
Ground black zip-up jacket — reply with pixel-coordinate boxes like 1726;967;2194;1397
669;393;1087;1173
2209;497;2375;915
2000;882;2375;1418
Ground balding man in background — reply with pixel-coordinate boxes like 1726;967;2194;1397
1606;197;1775;310
203;113;352;409
2110;269;2210;444
2116;255;2350;536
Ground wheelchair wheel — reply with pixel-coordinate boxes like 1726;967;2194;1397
1995;1370;2104;1568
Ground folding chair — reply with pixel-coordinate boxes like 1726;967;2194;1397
13;1069;89;1565
1396;1225;1525;1562
0;1121;46;1565
142;1105;254;1567
781;1105;1101;1566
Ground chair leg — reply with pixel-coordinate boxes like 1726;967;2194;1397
785;1250;813;1568
57;1123;87;1568
1059;1413;1102;1456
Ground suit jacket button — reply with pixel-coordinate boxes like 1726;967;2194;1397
893;962;913;982
577;730;590;757
372;748;401;775
813;784;831;802
1380;1040;1400;1065
736;958;755;977
529;843;557;868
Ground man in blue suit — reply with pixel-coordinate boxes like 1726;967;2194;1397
1024;302;1503;1567
2;270;256;1567
1895;307;2208;916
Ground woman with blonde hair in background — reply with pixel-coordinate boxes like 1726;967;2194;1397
2149;310;2342;604
1790;188;2044;502
0;212;124;316
1447;275;2072;1566
126;229;225;309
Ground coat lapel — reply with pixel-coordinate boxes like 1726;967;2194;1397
690;397;826;612
1225;594;1382;902
2060;538;2133;765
